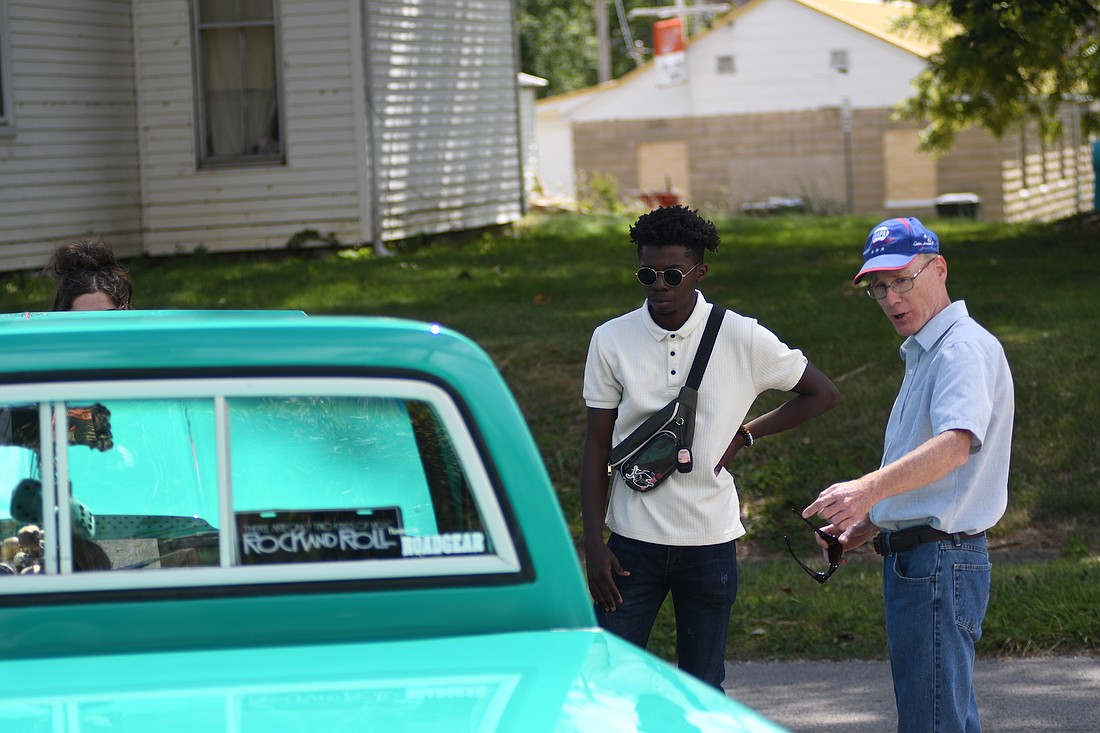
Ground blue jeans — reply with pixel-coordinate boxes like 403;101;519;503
595;533;738;689
883;533;991;733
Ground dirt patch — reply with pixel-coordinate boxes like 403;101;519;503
985;521;1084;563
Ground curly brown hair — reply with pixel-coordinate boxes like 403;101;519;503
44;235;133;311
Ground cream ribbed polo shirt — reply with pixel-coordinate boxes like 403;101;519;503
583;293;807;545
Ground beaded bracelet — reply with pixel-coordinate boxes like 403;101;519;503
738;424;754;447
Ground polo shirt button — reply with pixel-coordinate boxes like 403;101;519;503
671;370;677;375
670;351;676;356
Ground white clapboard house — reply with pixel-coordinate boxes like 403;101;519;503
0;0;527;271
537;0;1095;223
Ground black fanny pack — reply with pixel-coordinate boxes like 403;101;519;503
608;306;725;492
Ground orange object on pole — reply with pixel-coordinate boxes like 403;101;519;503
652;18;685;56
652;18;687;86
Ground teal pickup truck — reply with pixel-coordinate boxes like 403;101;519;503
0;311;787;732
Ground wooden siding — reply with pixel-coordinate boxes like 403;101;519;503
363;0;523;241
0;0;142;272
133;0;365;256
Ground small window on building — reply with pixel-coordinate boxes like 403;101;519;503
0;0;13;129
193;0;283;166
830;49;849;74
716;55;735;74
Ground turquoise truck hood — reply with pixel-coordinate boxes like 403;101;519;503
0;629;786;732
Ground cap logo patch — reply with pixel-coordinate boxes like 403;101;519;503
871;226;890;244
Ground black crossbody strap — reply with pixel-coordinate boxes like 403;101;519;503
685;306;725;390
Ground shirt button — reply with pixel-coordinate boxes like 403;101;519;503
671;370;677;375
670;334;676;339
670;351;676;356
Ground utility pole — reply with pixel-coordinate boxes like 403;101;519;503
596;0;612;83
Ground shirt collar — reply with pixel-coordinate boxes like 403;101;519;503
641;291;710;341
899;300;968;359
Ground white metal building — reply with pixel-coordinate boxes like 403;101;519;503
0;0;525;272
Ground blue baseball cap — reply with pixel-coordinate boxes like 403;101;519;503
853;217;939;284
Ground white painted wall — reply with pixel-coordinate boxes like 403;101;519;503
0;0;142;271
535;105;576;201
363;0;523;242
519;74;547;198
684;0;924;116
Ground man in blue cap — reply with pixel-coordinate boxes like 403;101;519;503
803;217;1014;732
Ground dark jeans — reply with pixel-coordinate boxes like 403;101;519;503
595;533;739;689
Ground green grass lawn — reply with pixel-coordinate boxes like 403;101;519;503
5;211;1098;660
720;554;1100;661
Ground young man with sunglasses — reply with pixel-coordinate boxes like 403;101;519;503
580;205;839;689
803;217;1014;733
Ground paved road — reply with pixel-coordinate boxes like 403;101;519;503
722;656;1100;732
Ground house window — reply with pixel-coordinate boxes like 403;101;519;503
830;50;849;74
0;0;13;130
716;55;735;74
193;0;283;166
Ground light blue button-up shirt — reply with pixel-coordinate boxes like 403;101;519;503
870;301;1015;534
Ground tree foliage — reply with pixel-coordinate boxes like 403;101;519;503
897;0;1100;154
516;0;600;97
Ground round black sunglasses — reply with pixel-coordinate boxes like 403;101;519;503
636;262;700;287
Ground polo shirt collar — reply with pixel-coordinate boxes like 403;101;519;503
900;300;969;359
641;291;710;341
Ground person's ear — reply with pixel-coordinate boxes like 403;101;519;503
933;255;947;280
695;262;708;283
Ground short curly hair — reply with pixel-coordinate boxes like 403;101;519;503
629;205;720;261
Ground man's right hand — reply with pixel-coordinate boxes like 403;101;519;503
584;539;629;612
813;517;878;564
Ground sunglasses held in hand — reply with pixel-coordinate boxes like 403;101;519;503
784;508;843;584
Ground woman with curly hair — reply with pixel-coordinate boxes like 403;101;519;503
45;235;133;311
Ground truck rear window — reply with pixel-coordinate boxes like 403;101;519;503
0;378;519;594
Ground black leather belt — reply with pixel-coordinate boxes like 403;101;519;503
873;526;985;556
